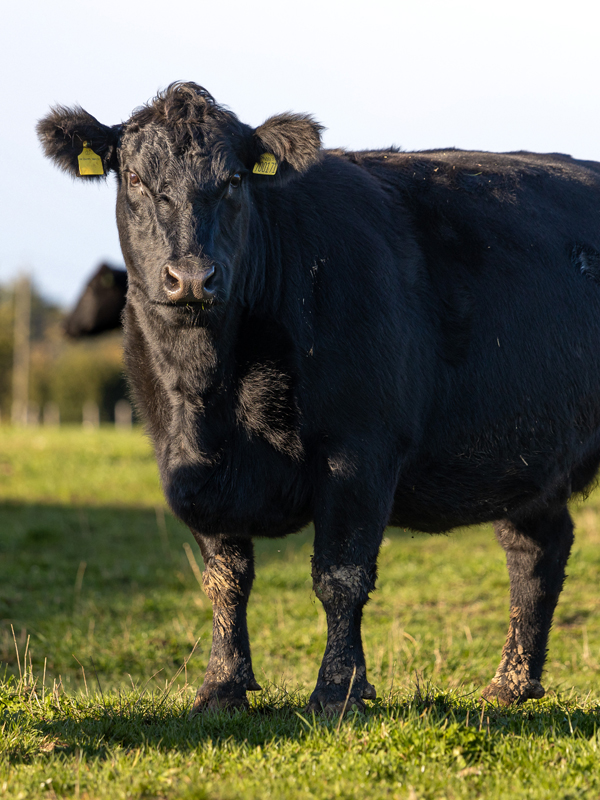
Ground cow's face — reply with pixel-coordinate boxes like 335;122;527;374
37;83;323;325
114;111;254;318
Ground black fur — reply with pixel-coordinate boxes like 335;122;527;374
64;263;127;337
253;112;325;181
37;106;120;179
38;82;600;713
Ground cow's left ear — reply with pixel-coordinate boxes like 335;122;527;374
37;105;121;180
251;113;323;184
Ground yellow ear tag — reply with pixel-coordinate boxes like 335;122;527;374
78;141;104;176
252;153;278;176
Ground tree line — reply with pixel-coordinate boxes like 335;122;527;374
0;281;128;424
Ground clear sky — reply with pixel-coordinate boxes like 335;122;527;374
3;0;600;307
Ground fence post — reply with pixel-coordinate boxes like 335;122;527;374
82;401;100;429
115;399;132;429
11;274;31;426
43;401;60;427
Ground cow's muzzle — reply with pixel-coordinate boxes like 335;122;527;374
162;260;219;304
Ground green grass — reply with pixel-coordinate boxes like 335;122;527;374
1;426;599;798
0;427;163;506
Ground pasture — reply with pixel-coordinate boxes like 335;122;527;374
1;426;599;798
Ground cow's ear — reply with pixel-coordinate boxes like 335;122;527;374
251;113;323;184
37;105;120;180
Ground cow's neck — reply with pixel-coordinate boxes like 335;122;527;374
124;293;245;463
137;300;241;390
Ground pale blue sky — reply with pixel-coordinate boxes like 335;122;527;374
2;0;599;306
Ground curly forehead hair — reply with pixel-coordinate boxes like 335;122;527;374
126;82;249;148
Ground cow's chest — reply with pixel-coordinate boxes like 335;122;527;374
155;365;311;538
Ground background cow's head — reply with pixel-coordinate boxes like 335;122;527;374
38;83;323;322
64;263;127;338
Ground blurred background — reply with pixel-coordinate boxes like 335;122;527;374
0;0;599;424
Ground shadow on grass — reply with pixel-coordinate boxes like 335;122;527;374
6;499;598;761
2;501;452;707
14;683;598;760
0;501;422;567
0;500;421;634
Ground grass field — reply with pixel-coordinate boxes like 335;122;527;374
1;426;599;799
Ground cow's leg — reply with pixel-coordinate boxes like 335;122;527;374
482;507;574;705
190;533;261;715
307;465;391;715
307;557;378;715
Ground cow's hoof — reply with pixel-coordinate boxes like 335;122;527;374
189;693;248;718
189;680;260;718
481;678;545;706
305;695;366;717
305;680;376;716
362;681;377;700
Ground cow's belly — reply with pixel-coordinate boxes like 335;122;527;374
390;321;600;531
391;435;600;533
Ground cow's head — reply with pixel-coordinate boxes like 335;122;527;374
37;83;323;324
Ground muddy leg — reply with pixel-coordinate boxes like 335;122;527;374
190;534;261;715
482;507;574;706
307;559;378;715
306;463;391;715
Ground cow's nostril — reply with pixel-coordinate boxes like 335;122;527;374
164;265;184;297
202;265;217;296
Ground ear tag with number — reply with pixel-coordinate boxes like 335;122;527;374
252;153;278;176
78;141;104;176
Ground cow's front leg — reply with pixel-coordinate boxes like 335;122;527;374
307;559;378;715
482;507;574;706
307;468;388;715
190;533;261;715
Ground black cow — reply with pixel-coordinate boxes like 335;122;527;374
64;263;127;337
38;83;600;715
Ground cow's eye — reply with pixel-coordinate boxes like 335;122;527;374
229;173;242;189
129;171;141;186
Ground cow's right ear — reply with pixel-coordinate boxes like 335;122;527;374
37;106;121;180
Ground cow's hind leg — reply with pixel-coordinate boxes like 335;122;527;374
190;533;261;715
482;507;574;706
